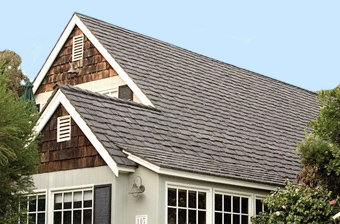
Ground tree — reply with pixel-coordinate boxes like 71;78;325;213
252;182;340;224
0;71;39;222
0;50;29;96
252;85;340;223
297;85;340;193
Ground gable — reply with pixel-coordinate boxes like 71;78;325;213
36;26;119;94
33;13;153;107
38;104;106;173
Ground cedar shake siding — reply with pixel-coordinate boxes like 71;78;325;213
36;26;118;94
38;104;106;173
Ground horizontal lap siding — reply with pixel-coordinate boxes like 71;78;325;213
38;104;106;173
36;26;118;94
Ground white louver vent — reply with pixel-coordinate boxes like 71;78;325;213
72;34;84;61
57;115;71;142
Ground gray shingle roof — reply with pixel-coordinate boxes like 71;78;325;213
62;13;319;186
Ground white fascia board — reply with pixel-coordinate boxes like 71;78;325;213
34;90;119;177
123;150;276;191
33;14;154;107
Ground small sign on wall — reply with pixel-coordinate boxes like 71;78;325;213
136;215;147;224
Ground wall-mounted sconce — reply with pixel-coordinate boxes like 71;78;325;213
129;176;145;197
67;62;78;74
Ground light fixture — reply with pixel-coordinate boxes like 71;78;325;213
67;62;78;74
129;176;145;197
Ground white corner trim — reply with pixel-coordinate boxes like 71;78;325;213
33;14;154;107
117;166;136;173
34;90;119;177
123;150;276;191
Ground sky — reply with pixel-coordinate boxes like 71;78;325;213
0;0;339;92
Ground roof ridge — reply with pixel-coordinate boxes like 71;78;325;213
57;84;160;112
76;12;318;96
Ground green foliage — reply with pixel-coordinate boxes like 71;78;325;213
0;74;39;223
252;182;340;224
297;85;340;193
0;49;29;96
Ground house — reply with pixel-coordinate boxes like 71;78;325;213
29;12;319;224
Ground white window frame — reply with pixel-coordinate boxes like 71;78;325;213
165;182;212;224
57;115;71;142
23;190;47;224
213;188;253;224
49;185;94;224
72;34;84;62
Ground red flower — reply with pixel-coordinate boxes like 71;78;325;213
330;200;336;205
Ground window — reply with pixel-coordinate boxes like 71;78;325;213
23;193;46;224
72;35;84;62
97;87;118;97
255;197;267;216
57;115;71;142
167;187;207;224
214;193;249;224
53;188;93;224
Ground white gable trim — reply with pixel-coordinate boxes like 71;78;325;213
33;14;154;107
123;150;276;191
34;90;119;177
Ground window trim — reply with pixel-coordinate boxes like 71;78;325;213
165;182;212;224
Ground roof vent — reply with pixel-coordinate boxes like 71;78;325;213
72;34;84;61
118;85;133;101
57;115;71;142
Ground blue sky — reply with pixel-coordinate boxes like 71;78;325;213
1;0;339;91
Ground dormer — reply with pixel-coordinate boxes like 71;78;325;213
33;14;152;111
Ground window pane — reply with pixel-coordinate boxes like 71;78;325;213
54;212;62;224
63;211;71;224
38;195;46;211
64;193;72;209
178;209;187;224
215;194;222;211
233;214;240;224
233;197;240;213
224;214;231;224
189;210;196;224
73;191;82;208
37;213;45;224
189;191;197;208
198;211;206;224
29;214;36;223
224;195;231;212
198;192;206;209
168;208;176;224
168;188;177;206
241;198;248;214
29;197;36;212
241;215;248;224
178;190;187;207
84;191;92;208
83;209;92;224
256;199;262;215
215;212;222;224
54;194;62;210
73;210;82;224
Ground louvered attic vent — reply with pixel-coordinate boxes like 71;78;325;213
57;115;71;142
72;34;84;61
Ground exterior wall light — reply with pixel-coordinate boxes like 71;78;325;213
129;176;145;197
